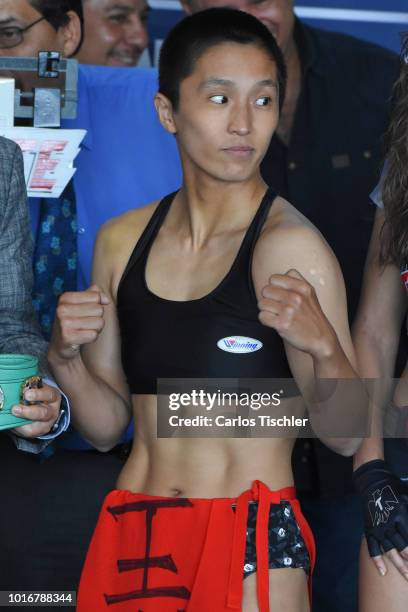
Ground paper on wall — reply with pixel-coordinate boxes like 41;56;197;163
0;126;86;198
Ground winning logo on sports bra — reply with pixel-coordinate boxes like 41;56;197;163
217;336;263;354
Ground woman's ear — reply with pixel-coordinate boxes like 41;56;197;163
154;93;177;134
59;10;82;58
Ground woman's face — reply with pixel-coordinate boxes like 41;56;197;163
160;42;280;185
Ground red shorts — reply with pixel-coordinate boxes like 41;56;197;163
77;480;315;611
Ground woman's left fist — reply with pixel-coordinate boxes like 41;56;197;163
258;268;336;358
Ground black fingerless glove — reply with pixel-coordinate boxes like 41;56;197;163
353;459;408;557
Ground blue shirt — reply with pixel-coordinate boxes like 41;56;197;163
30;65;182;289
29;65;182;449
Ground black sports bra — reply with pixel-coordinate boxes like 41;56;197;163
117;188;296;394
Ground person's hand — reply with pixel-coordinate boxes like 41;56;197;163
258;269;337;358
49;284;110;363
353;459;408;580
10;383;61;438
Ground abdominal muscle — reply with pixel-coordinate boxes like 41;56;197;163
116;394;295;498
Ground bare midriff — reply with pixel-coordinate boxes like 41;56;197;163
116;394;295;498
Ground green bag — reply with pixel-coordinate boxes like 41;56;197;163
0;354;40;431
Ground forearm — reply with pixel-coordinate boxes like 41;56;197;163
353;360;387;470
354;437;384;469
49;351;131;451
352;329;396;469
350;208;405;470
308;340;367;456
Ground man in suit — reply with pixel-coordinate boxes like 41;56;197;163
0;0;181;594
0;135;65;449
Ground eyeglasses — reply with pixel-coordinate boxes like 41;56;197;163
0;16;46;50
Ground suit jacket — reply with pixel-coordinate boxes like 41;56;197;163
0;136;49;373
0;136;59;452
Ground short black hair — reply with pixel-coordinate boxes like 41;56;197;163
159;8;286;111
29;0;84;55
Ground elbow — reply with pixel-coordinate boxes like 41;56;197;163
90;433;127;453
80;438;116;453
341;440;362;457
323;437;362;457
73;412;131;454
80;432;125;453
92;442;118;453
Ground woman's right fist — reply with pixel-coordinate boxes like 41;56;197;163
49;284;110;361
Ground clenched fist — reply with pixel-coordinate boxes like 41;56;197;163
258;269;337;359
49;284;110;362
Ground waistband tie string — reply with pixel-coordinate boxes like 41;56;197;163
226;480;296;611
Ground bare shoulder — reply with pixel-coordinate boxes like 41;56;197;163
92;199;161;295
96;200;161;256
253;196;342;287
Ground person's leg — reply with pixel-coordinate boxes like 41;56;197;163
0;435;123;592
240;497;313;612
242;568;310;612
78;483;314;611
359;538;408;612
299;492;363;612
